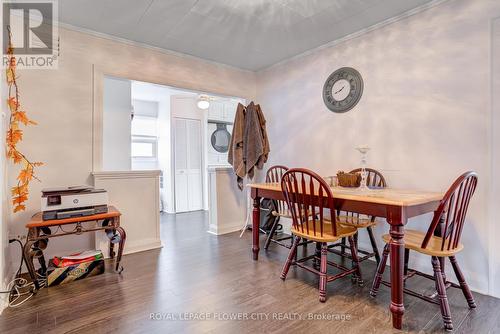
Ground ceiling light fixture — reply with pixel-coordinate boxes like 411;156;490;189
197;95;210;110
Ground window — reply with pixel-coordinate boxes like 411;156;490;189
131;116;158;159
131;138;157;158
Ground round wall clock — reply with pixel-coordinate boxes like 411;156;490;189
322;67;363;113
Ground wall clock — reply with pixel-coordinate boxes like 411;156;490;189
322;67;363;113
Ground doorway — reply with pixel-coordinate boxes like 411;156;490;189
102;77;244;216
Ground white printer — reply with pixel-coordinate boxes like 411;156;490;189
41;186;108;220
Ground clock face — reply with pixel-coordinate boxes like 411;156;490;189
323;67;363;113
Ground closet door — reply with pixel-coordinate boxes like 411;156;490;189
174;118;189;212
186;119;202;211
174;118;203;212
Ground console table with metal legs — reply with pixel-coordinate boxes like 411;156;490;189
23;206;126;291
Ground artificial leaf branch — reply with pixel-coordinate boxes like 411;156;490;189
5;27;43;213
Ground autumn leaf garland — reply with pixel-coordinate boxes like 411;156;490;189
5;28;43;213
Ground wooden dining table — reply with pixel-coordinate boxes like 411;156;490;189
248;182;444;330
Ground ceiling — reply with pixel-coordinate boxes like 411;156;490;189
59;0;436;71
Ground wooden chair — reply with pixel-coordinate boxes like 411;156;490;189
263;165;292;249
329;168;387;264
370;171;478;331
280;168;367;302
264;165;313;251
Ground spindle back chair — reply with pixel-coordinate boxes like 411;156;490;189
265;165;289;216
281;168;337;238
264;165;314;250
329;168;387;264
370;171;478;331
350;167;387;188
421;171;477;252
279;168;362;302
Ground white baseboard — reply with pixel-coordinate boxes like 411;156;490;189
0;270;15;314
0;278;9;314
123;239;163;256
207;222;242;235
102;238;163;259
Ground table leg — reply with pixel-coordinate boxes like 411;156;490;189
252;196;261;260
389;222;405;329
115;226;126;273
109;241;115;259
22;235;40;290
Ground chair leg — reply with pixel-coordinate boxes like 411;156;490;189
319;242;328;302
370;243;390;297
264;218;280;250
340;237;346;256
432;256;453;331
439;256;447;282
313;241;321;270
348;236;363;286
366;226;381;264
280;236;301;280
449;256;476;308
302;235;308;250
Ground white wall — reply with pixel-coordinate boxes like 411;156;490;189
208;167;247;235
103;77;132;171
93;171;161;256
256;0;500;295
1;73;9;312
7;25;255;269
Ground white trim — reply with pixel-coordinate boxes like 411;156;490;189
260;0;450;72
122;239;163;256
0;261;15;314
92;170;161;179
488;16;500;298
208;222;242;236
0;277;10;314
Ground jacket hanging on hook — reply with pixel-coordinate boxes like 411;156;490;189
228;101;270;190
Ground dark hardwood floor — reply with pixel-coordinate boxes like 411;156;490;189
1;211;499;333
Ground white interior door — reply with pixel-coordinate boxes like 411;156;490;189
174;117;203;212
187;120;203;210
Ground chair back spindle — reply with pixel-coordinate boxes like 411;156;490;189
349;168;387;188
339;168;387;222
281;168;338;238
421;171;478;251
266;165;289;216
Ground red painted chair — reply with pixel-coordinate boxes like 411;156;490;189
264;165;313;251
330;168;387;264
263;165;292;249
280;168;366;302
370;171;478;331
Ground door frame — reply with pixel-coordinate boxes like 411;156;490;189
489;17;500;298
